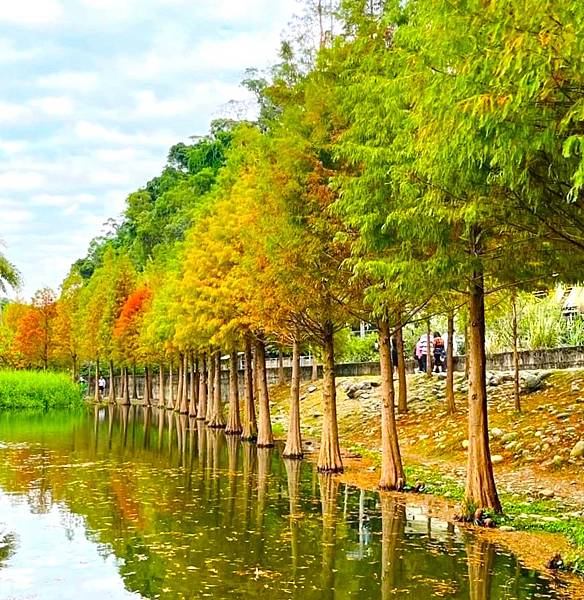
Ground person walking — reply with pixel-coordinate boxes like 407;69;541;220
98;375;106;398
417;333;433;373
432;331;446;373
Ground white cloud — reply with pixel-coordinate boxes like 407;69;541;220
31;193;97;207
37;71;100;93
29;96;75;117
73;120;177;147
0;171;45;191
0;0;64;27
0;141;29;155
0;101;31;123
0;40;40;63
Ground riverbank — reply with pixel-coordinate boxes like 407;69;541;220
269;367;584;594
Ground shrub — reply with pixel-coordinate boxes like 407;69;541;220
0;370;84;410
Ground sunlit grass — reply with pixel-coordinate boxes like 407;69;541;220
0;370;84;410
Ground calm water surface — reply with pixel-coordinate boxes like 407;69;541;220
0;406;564;599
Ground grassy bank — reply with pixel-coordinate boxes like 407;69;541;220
0;370;84;410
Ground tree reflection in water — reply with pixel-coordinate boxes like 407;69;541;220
380;494;406;598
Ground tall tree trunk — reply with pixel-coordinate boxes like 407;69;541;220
144;365;152;406
132;363;138;399
208;351;226;428
317;323;343;473
175;354;184;412
311;347;318;381
188;353;198;418
464;323;470;380
426;319;432;376
225;351;242;434
158;364;165;407
255;337;274;447
94;358;100;402
378;318;405;490
512;290;521;412
121;366;131;406
179;353;189;414
465;267;502;513
108;360;116;403
395;321;407;414
446;312;456;414
241;336;257;440
206;352;215;422
278;347;285;385
283;338;303;459
72;355;78;384
120;370;126;401
167;362;175;410
197;353;207;420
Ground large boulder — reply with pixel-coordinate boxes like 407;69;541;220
520;371;543;392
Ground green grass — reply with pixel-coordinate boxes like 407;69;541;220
0;370;84;410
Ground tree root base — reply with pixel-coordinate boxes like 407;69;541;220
282;452;304;460
207;422;226;429
317;466;344;474
225;428;243;436
257;442;275;448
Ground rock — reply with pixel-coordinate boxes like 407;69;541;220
571;382;580;393
499;373;515;383
520;372;543;392
491;455;504;464
539;489;555;499
312;412;322;419
307;385;317;393
576;397;584;403
490;428;504;439
569;440;584;459
556;413;571;420
461;440;469;449
370;381;381;387
501;432;517;443
552;455;563;466
499;525;516;532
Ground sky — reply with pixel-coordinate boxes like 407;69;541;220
0;0;300;300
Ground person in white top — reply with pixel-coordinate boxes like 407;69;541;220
417;333;433;372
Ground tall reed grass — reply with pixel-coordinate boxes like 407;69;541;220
0;371;83;409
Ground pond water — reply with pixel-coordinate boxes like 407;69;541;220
0;406;564;599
